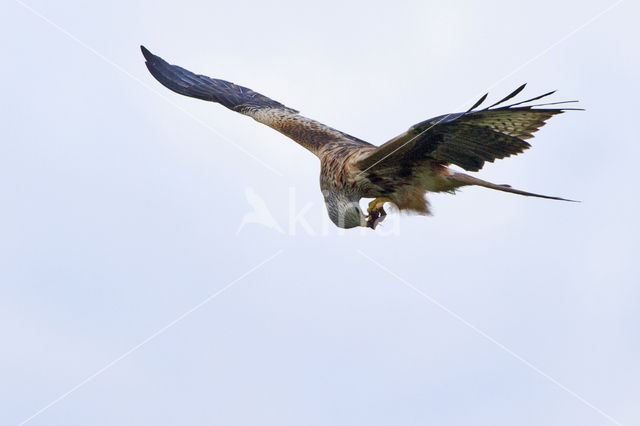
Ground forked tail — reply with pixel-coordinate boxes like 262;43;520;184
450;172;578;202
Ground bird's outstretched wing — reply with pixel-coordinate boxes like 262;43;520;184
141;46;369;156
356;84;581;174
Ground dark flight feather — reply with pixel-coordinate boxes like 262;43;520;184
501;90;556;109
484;83;527;109
465;93;488;113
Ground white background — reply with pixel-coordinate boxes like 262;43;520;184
1;0;638;425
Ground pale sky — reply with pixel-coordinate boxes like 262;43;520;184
1;0;639;425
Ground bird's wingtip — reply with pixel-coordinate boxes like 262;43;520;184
556;197;581;203
140;45;153;60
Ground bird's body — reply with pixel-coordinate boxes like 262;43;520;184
141;46;578;229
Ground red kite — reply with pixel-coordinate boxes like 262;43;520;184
142;46;578;229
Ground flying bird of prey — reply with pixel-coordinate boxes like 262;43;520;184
141;46;578;230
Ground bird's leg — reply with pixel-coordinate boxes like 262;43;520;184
366;198;391;229
367;198;391;216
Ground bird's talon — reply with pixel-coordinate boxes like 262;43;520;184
367;198;390;214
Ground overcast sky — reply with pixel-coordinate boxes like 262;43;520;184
1;0;639;425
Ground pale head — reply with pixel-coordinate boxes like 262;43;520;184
323;191;367;229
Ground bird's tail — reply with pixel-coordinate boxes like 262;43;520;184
450;172;578;202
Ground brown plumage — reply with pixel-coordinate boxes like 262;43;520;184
141;46;579;230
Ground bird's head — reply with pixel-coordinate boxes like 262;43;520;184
323;191;368;229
